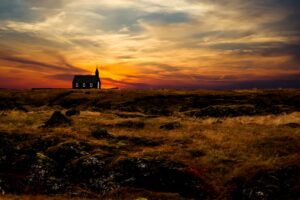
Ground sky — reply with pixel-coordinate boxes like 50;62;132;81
0;0;299;89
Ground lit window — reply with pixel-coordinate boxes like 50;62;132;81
83;83;86;87
76;83;78;87
90;83;93;87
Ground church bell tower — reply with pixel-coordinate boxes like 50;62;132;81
95;66;99;78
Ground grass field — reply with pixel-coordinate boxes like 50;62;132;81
0;89;299;200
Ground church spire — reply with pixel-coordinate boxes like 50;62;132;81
95;65;99;78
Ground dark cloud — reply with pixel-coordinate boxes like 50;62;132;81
25;0;66;9
139;62;184;72
192;30;254;41
0;29;70;50
0;0;34;21
259;43;300;63
223;79;300;90
93;8;192;33
0;0;65;22
143;12;192;24
94;8;144;32
46;73;74;81
102;77;149;89
0;55;87;74
208;40;300;68
263;13;300;38
191;74;242;81
190;0;300;11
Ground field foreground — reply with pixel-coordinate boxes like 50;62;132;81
0;89;299;200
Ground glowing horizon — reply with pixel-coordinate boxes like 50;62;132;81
0;0;300;89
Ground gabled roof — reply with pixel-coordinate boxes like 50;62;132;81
73;75;99;83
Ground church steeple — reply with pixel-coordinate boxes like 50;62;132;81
95;66;99;78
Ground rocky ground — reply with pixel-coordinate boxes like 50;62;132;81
0;89;299;199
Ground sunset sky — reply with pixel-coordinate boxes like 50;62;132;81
0;0;299;89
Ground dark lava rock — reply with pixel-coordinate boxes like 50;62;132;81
31;136;64;152
46;141;92;166
233;165;300;200
116;121;145;129
0;134;17;170
0;133;36;171
91;127;114;139
116;136;162;147
71;154;117;193
189;105;257;118
43;111;72;128
71;154;111;179
0;178;6;195
112;157;212;199
281;123;300;128
0;98;18;110
66;108;80;117
26;153;65;193
92;102;112;111
116;113;145;118
119;105;138;112
145;108;173;116
189;149;206;158
159;122;181;130
0;176;22;195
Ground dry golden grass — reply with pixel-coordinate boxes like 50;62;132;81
0;89;299;199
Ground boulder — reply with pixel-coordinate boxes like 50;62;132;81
188;105;257;118
0;178;6;195
189;149;206;158
91;127;114;139
46;141;92;167
25;152;66;194
43;111;72;128
66;108;80;117
71;154;111;179
31;136;64;152
70;154;117;193
112;157;212;199
233;165;300;200
145;108;172;116
159;122;181;130
281;123;300;128
116;121;145;129
116;136;162;147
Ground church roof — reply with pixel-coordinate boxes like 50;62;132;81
73;75;99;83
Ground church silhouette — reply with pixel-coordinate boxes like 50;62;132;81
72;67;101;89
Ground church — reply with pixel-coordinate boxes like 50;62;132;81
72;67;101;89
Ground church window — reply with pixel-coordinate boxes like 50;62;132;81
83;83;86;87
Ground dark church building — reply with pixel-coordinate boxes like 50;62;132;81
72;67;101;89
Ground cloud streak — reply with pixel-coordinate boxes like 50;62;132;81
0;0;300;89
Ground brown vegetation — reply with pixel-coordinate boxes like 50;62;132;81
0;89;299;199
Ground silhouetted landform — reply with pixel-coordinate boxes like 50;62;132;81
1;89;300;116
0;89;299;200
